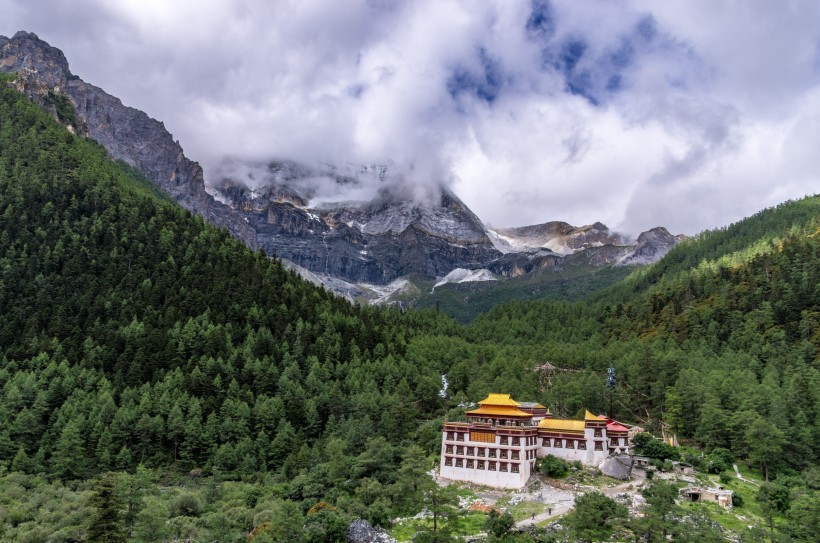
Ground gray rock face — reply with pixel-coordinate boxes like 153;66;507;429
495;220;627;252
346;519;397;543
0;31;256;247
213;166;502;283
617;226;679;266
599;455;634;480
1;31;683;292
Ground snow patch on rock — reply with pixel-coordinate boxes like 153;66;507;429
434;268;497;289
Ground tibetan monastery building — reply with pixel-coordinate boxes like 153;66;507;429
440;393;633;489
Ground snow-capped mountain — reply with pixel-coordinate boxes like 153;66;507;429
208;159;684;296
208;160;502;285
1;32;684;306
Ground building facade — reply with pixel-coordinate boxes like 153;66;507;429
439;393;633;489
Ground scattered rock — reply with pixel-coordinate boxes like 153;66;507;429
346;519;397;543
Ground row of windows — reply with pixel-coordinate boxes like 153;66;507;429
447;433;625;449
444;458;520;473
472;418;530;427
543;438;604;451
444;445;522;459
543;438;586;450
445;433;537;446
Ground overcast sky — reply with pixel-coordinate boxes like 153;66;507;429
2;0;819;235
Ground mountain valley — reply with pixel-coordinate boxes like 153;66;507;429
0;29;817;543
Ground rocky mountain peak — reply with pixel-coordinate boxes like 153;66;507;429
1;32;684;299
0;32;257;247
1;31;74;88
210;158;501;283
616;226;678;266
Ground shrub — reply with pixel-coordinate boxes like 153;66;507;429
718;471;733;485
170;493;202;517
539;455;570;478
632;432;680;461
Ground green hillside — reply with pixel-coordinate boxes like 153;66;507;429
0;83;461;539
0;80;817;541
410;262;632;323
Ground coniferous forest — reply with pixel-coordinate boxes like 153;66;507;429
0;79;818;541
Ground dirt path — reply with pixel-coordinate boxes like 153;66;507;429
515;500;573;528
515;470;646;528
601;468;645;497
733;463;759;486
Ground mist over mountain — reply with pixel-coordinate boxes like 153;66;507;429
1;23;818;543
0;31;684;302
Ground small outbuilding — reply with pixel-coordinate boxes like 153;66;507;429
679;486;733;509
671;461;694;476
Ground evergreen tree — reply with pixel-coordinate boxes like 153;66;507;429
51;419;86;480
87;473;127;543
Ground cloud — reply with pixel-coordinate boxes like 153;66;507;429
2;0;819;235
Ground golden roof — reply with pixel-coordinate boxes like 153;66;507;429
477;393;521;407
584;410;607;421
467;405;533;418
538;418;585;433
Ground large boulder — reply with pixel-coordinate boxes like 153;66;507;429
599;455;634;480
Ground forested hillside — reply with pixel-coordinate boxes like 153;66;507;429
0;82;463;539
0;79;817;542
457;196;819;473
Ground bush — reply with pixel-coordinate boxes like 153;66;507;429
632;433;680;461
731;493;744;507
539;455;570;478
484;509;514;538
170;493;202;518
718;471;733;485
704;447;734;474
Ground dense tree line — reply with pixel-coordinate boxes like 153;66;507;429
0;80;817;541
0;84;456;539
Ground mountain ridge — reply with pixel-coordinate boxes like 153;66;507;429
1;31;683;303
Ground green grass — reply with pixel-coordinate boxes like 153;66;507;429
389;511;488;542
507;499;549;522
677;471;775;535
681;501;750;533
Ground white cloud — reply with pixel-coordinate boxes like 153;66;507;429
2;0;818;235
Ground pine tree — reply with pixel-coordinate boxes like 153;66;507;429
51;419;86;480
87;473;127;543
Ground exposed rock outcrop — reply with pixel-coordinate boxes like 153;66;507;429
0;31;256;247
346;519;397;543
1;31;684;295
616;226;679;266
212;164;502;283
